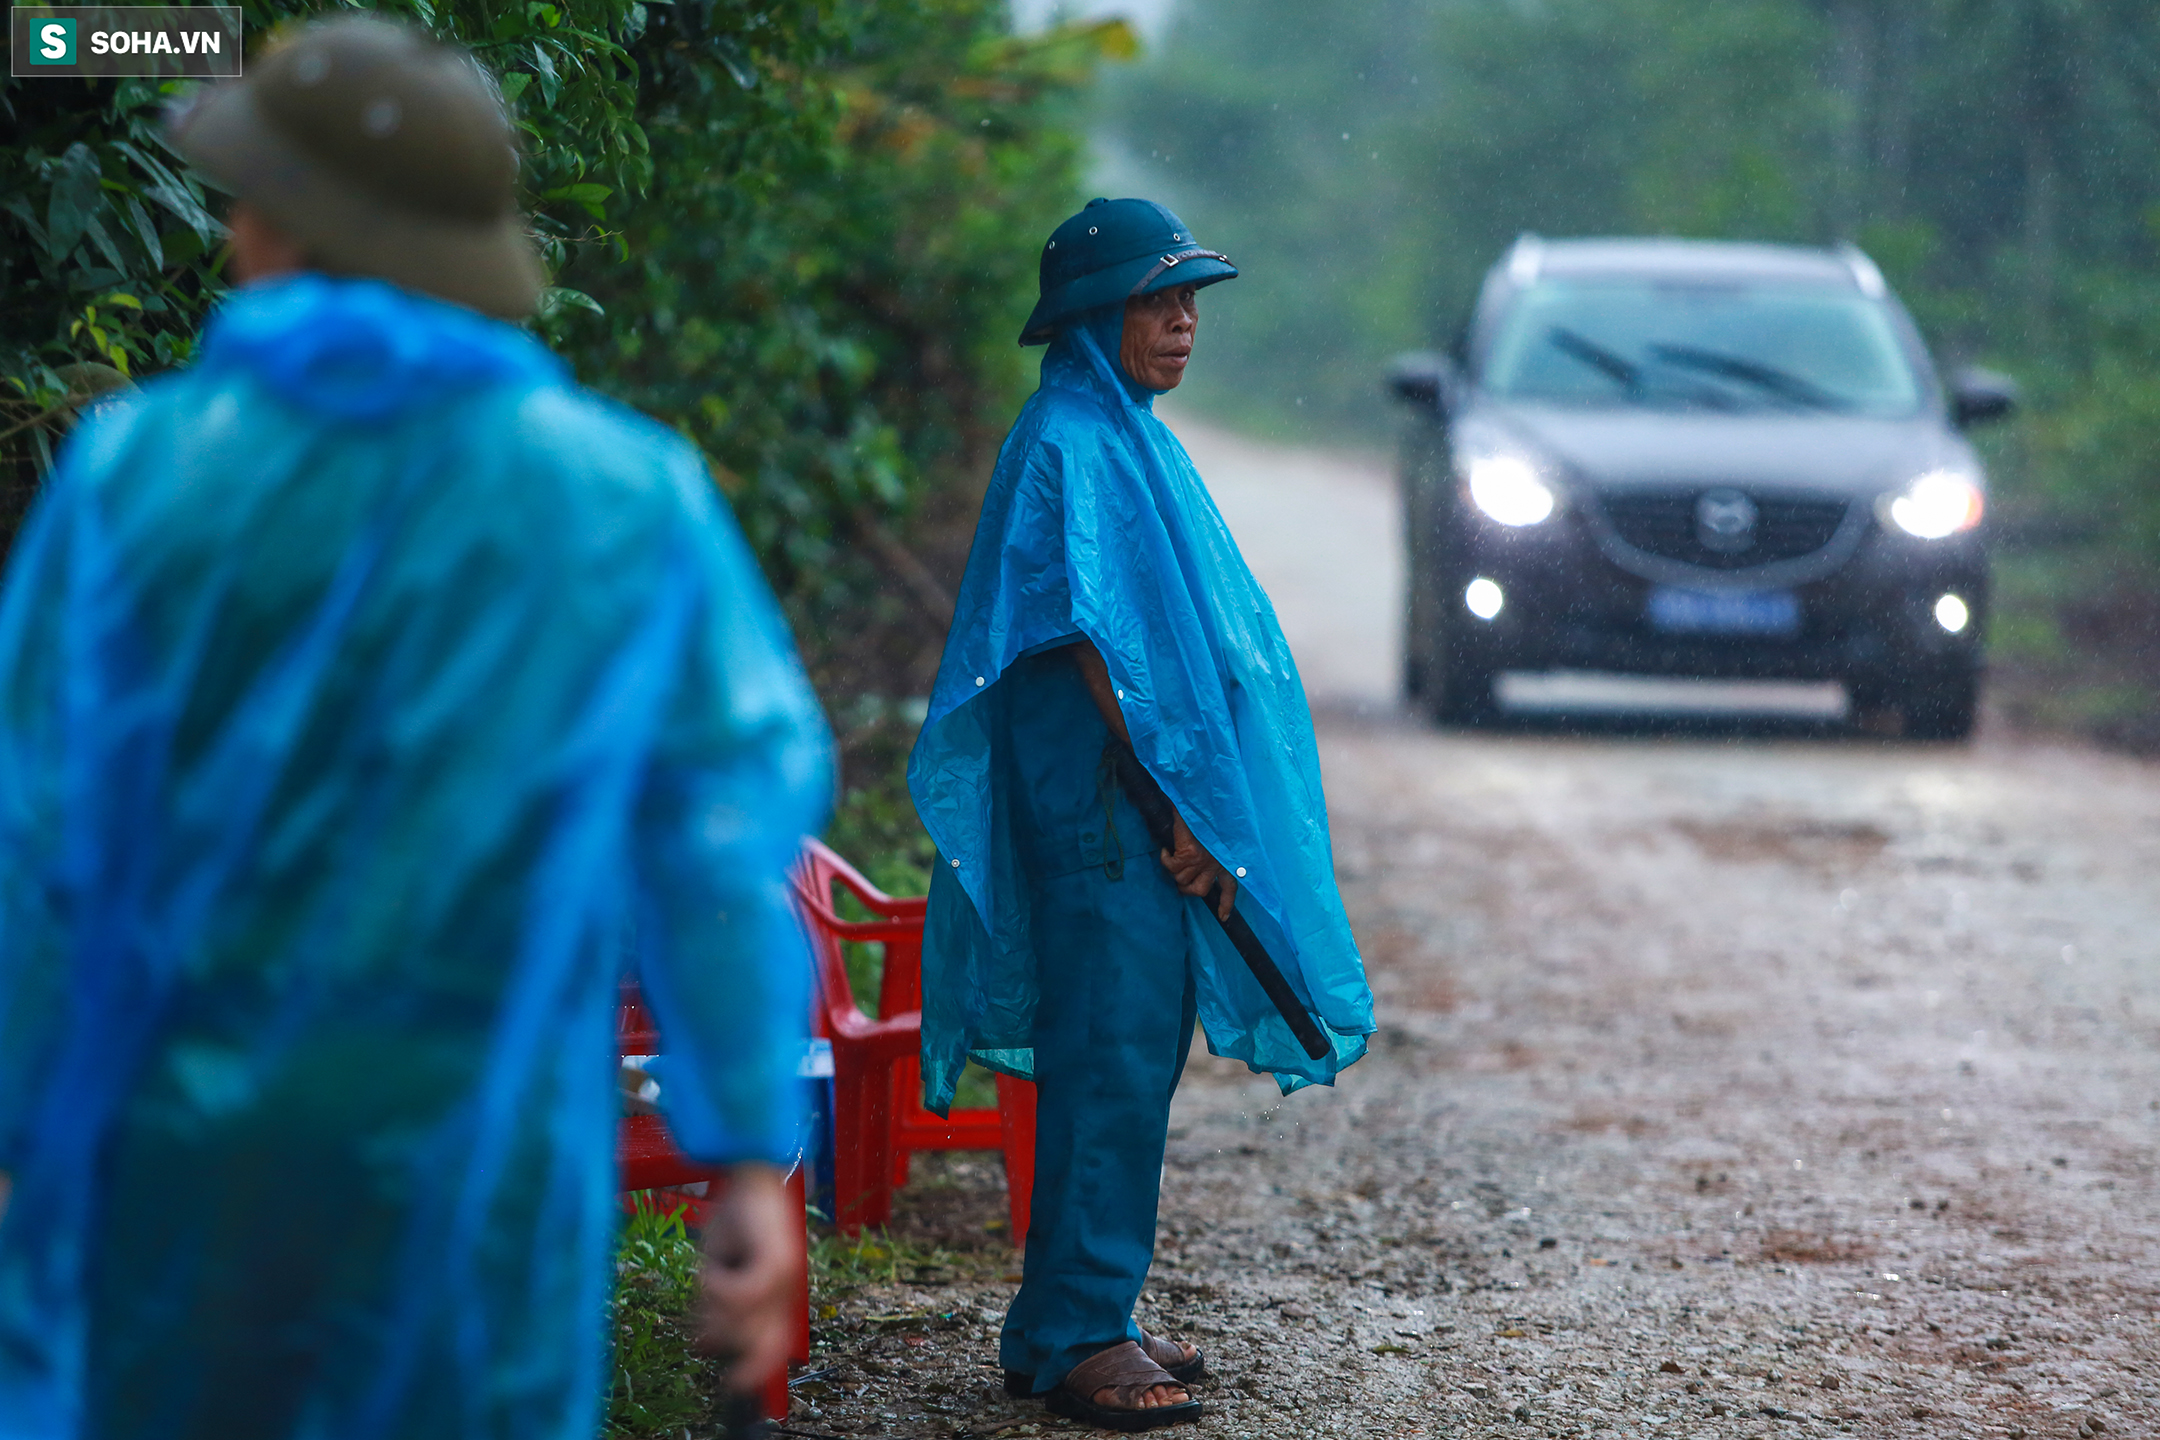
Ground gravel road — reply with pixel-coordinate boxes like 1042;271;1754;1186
792;418;2160;1440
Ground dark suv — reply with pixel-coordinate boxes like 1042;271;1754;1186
1389;236;2015;738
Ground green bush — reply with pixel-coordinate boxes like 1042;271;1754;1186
557;4;1135;716
3;0;657;495
5;0;1132;832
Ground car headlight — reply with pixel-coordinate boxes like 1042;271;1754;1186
1881;469;1984;540
1463;454;1557;527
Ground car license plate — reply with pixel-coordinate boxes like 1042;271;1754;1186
1646;587;1800;636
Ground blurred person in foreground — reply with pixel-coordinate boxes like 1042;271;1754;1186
0;17;829;1438
907;198;1374;1430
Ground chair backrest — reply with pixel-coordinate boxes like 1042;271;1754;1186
789;837;928;1023
621;839;929;1053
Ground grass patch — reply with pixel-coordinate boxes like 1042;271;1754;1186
1989;545;2160;748
810;1227;970;1297
606;1200;727;1439
605;1199;994;1437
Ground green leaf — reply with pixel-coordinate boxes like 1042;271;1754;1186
161;225;204;268
529;40;561;105
81;215;130;278
713;37;758;90
542;181;612;219
46;143;107;263
123;194;163;271
113;140;225;239
3;194;52;250
498;70;532;107
540;286;605;319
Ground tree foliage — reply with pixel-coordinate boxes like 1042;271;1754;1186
1117;0;2160;732
1;0;1125;761
1117;0;2160;433
2;0;657;499
557;3;1134;709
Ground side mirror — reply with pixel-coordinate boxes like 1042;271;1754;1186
1949;366;2018;428
1388;351;1456;410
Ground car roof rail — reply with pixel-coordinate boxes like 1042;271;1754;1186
1506;233;1544;286
1836;243;1887;298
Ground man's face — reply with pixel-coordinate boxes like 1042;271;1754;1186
1120;284;1200;391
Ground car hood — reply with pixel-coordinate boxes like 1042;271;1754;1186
1462;400;1980;497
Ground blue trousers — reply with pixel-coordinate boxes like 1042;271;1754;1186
1000;849;1198;1392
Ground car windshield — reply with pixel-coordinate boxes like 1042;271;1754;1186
1481;278;1925;416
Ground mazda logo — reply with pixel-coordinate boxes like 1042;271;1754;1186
1696;488;1758;553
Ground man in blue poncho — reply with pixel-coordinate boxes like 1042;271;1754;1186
907;198;1376;1430
0;18;829;1439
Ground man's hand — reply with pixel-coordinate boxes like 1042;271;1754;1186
1072;639;1236;920
1161;812;1236;921
695;1163;800;1392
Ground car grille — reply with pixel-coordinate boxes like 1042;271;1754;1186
1597;490;1849;571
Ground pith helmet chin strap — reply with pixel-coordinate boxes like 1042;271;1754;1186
1129;248;1232;296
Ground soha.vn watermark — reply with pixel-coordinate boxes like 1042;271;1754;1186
11;6;241;77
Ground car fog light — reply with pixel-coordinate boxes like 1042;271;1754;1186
1464;577;1505;621
1934;592;1970;633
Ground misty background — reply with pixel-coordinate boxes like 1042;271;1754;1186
1054;0;2160;743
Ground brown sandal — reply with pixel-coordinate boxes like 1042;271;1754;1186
1139;1328;1206;1384
1004;1328;1204;1397
1043;1340;1203;1431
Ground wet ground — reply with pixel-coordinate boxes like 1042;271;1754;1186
789;420;2160;1440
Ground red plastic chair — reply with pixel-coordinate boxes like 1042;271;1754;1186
616;981;805;1422
790;839;1036;1241
995;1073;1037;1243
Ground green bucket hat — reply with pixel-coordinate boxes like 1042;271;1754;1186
168;15;541;319
1020;197;1236;346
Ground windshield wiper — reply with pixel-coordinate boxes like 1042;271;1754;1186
1646;342;1847;411
1543;328;1741;410
1546;326;1643;393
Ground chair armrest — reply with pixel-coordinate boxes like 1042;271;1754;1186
793;840;928;921
802;915;921;945
822;1007;921;1058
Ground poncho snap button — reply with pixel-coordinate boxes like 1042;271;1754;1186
950;858;960;867
1235;867;1247;878
975;676;985;686
1116;688;1125;700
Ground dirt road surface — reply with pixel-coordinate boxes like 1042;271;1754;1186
794;418;2160;1440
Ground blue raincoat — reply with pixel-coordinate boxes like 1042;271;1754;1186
907;307;1372;1115
0;277;831;1439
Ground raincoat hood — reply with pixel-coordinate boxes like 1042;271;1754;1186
908;307;1372;1112
199;272;561;421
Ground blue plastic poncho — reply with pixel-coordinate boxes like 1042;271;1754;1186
906;307;1373;1114
0;276;831;1440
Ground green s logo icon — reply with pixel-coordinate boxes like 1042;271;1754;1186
32;18;78;64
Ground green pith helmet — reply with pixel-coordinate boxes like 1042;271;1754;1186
169;15;541;319
1020;197;1237;346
